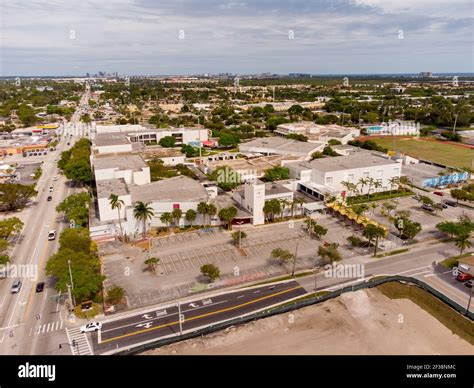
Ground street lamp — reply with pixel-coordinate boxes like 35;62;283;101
466;285;473;317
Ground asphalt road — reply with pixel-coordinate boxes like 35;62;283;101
91;281;306;354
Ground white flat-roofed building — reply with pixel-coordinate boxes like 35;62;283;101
274;122;360;145
239;137;324;159
92;124;208;146
93;154;151;186
96;178;131;222
286;152;401;200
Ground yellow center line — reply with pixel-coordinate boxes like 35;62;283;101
100;285;304;344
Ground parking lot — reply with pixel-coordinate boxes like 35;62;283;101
101;218;367;310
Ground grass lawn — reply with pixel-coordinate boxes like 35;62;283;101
371;137;473;169
378;282;473;345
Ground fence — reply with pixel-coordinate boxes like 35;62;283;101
112;275;473;355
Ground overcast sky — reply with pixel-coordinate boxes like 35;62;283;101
1;0;473;76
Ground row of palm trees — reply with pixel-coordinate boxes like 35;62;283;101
341;176;407;204
108;195;225;239
263;197;306;222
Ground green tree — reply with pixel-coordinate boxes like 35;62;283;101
200;263;220;282
171;208;183;227
56;192;90;227
109;194;124;237
218;206;237;230
454;233;472;256
0;217;24;240
159;136;176;148
264;166;290;182
362;224;386;256
185;209;197;227
106;285;125;305
270;248;294;265
59;227;93;254
263;199;281;222
0;183;37;211
144;257;160;274
133;201;154;237
160;212;173;227
197;202;209;226
317;244;341;265
312;224;328;239
231;230;247;248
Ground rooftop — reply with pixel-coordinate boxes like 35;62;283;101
94;132;130;147
93;154;148;171
240;137;324;155
402;163;452;180
96;178;129;199
264;182;293;196
288;152;398;172
128;175;209;203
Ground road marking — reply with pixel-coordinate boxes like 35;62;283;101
237;295;245;298
395;265;431;275
100;285;304;344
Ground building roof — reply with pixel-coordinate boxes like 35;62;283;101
264;182;293;196
288;152;398;173
94;132;130;147
239;137;324;155
93;154;148;171
96;178;129;199
128;175;209;203
402;163;452;180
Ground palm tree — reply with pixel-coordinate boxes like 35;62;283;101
160;212;173;227
109;194;124;238
341;181;351;203
197;202;208;226
185;209;197;227
366;177;376;200
144;257;160;274
293;197;306;216
454;233;472;256
373;179;383;194
388;177;399;197
280;198;290;218
358;177;368;196
133;201;154;237
171;208;183;227
207;203;217;226
363;224;386;256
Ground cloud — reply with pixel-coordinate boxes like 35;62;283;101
1;0;472;75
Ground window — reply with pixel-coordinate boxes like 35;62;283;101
326;176;333;185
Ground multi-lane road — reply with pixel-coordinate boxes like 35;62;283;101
0;90;91;355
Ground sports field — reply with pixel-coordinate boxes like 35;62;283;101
370;137;473;169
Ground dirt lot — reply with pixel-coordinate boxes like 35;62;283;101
143;288;473;355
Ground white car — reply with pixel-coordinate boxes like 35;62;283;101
80;322;102;333
48;186;54;192
53;176;59;181
47;230;56;241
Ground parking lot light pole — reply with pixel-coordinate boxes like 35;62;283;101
177;302;183;336
466;286;473;317
291;241;299;277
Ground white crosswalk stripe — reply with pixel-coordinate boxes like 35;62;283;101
29;320;64;336
65;327;94;355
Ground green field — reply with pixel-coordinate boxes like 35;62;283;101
371;138;473;169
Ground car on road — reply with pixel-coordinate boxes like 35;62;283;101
435;202;448;209
47;230;56;241
47;196;52;201
53;176;59;181
11;280;22;294
465;279;473;288
421;204;434;212
36;282;45;293
456;272;472;282
412;194;421;201
80;321;102;333
433;191;444;196
48;186;53;192
442;200;458;207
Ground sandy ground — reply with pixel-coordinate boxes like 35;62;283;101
143;288;473;355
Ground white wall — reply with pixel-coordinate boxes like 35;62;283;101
98;194;132;222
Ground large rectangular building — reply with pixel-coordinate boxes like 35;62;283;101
239;137;324;159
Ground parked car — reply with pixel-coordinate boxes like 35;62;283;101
421;204;434;212
36;282;45;293
465;279;473;288
11;279;22;294
47;230;56;241
47;196;52;201
457;272;472;282
433;191;444;196
436;202;448;209
80;321;102;333
442;200;457;207
412;194;421;201
53;176;59;181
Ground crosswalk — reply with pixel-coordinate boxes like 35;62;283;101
29;320;64;336
65;327;94;355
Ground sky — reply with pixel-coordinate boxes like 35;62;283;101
1;0;473;76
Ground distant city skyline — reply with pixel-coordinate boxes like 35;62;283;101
1;0;473;76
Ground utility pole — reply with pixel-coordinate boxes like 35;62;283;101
177;302;183;336
452;113;458;134
291;240;299;277
314;266;318;294
466;285;473;317
66;283;73;311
